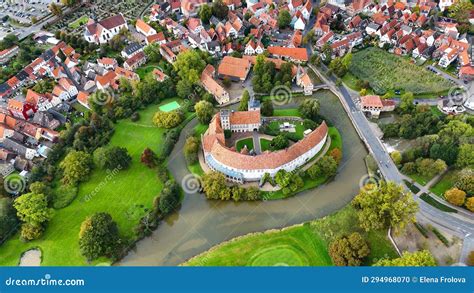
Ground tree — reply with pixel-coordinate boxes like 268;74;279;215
467;251;474;266
239;90;250;111
444;188;466;206
174;50;207;98
195;100;214;124
398;92;414;114
199;4;212;23
307;155;338;179
415;158;446;178
158;180;180;215
454;169;474;195
79;212;121;261
299;98;320;120
13;192;51;241
143;43;162;63
184;136;200;164
153;110;184;128
329;148;342;164
0;197;19;243
59;151;93;185
49;3;62;16
329;232;370;266
270;134;289;150
390;151;402;165
374;250;436;266
260;99;274;116
0;34;19;50
321;43;333;65
456;144;474;169
95;146;131;170
212;0;229;19
141;148;158;168
277;10;291;29
202;172;231;200
466;197;474;212
352;181;418;232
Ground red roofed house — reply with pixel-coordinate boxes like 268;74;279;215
296;66;313;95
77;91;90;109
84;14;128;44
201;64;230;105
267;46;309;63
360;95;395;118
146;32;167;45
124;51;147;71
218;56;251;81
153;68;169;82
8;98;37;120
136;19;157;37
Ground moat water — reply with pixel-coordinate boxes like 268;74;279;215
119;90;368;265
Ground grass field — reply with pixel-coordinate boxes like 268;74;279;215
68;15;89;29
183;206;397;266
349;48;451;95
406;172;433;186
273;109;301;117
0;100;180;266
429;170;457;197
235;137;254;152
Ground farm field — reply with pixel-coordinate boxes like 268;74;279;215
0;100;182;266
183;206;397;266
348;48;451;95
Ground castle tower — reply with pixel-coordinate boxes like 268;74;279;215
220;109;231;130
248;95;261;112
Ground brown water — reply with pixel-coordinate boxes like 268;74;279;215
119;90;368;266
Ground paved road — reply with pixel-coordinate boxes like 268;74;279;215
252;130;261;155
309;64;474;237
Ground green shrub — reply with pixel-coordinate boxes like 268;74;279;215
53;185;78;209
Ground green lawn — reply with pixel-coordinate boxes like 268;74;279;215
260;138;272;152
407;172;433;186
430;170;457;198
273;109;301;117
184;205;397;266
159;100;181;112
236;137;254;152
0;100;180;266
68;15;89;29
194;123;209;136
349;47;451;95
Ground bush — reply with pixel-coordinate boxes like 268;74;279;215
79;212;122;261
466;197;474;212
184;136;200;164
130;112;140;122
152;110;184;129
328;232;370;266
141;148;158;168
414;222;429;238
158;180;180;215
52;185;78;209
444;188;466;206
20;223;43;242
431;227;450;247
